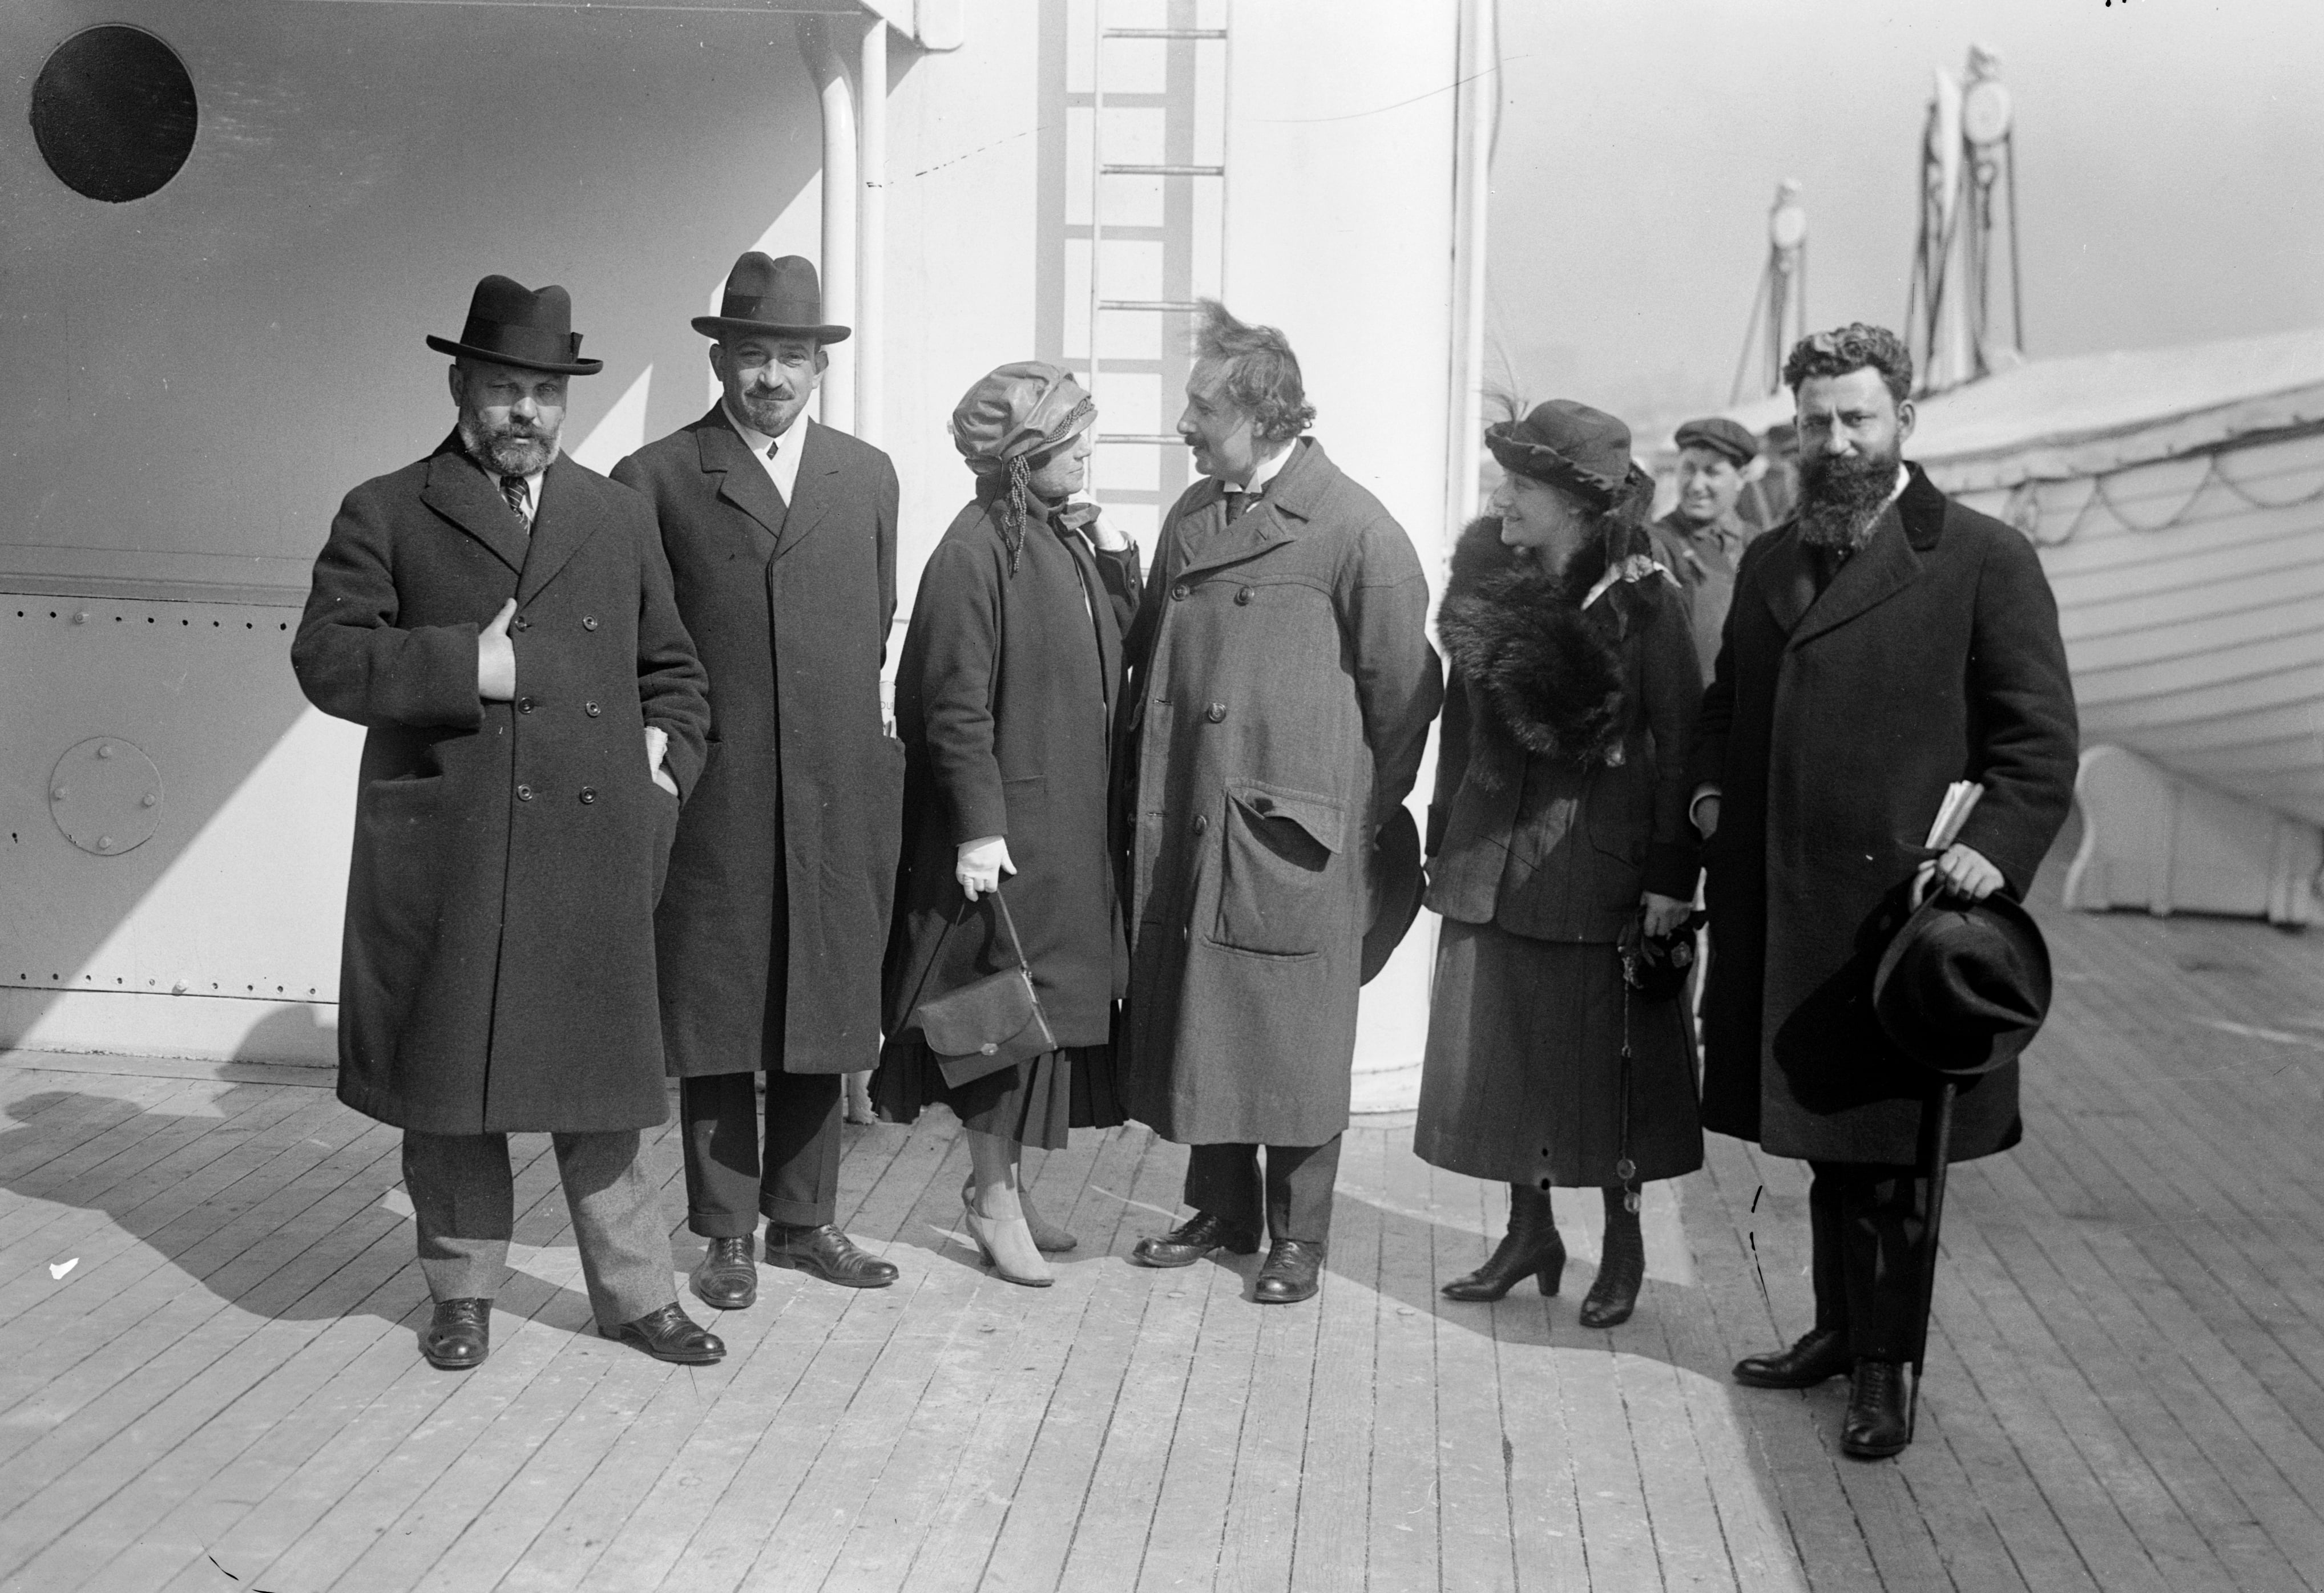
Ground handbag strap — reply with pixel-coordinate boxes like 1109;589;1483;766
903;883;1031;1024
988;885;1034;972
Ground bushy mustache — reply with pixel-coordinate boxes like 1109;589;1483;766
458;408;560;477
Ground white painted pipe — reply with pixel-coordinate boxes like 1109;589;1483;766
804;18;858;435
856;15;886;448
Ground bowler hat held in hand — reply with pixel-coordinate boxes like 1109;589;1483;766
909;889;1058;1088
1873;892;2052;1077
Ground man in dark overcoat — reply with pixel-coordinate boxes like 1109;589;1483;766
1120;302;1443;1304
612;253;905;1308
1690;324;2077;1457
294;276;724;1370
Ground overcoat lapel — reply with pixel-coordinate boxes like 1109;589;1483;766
421;442;529;577
1789;503;1921;648
1759;532;1819;636
1172;438;1322;580
1059;525;1123;718
776;424;844;560
515;456;604;604
694;411;784;555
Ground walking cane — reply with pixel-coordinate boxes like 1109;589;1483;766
1909;1074;1958;1441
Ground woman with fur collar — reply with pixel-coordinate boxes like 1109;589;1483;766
1415;399;1706;1328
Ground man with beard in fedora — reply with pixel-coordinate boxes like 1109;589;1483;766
613;253;905;1308
294;276;723;1369
1688;323;2076;1456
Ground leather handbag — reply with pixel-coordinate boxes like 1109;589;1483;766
909;888;1058;1089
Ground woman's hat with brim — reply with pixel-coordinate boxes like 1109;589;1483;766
691;252;852;344
425;275;603;375
1872;892;2053;1077
951;362;1098;474
1486;399;1634;505
1362;807;1425;985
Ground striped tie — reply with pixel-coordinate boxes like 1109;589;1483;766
499;474;530;526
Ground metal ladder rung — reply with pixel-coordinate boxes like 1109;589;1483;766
1097;300;1206;313
1100;163;1225;178
1102;28;1228;41
1096;434;1185;446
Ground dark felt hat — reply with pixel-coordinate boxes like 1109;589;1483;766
692;252;851;343
1361;807;1425;985
1486;399;1635;506
1873;892;2053;1077
425;276;602;375
1673;416;1761;467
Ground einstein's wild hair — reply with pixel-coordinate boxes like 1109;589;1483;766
1193;300;1317;443
1782;322;1914;405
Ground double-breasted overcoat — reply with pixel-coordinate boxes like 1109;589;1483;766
293;439;711;1135
883;487;1143;1043
1119;438;1443;1146
613;411;904;1078
1689;464;2077;1165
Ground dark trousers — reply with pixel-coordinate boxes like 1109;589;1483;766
1185;1136;1343;1246
403;1129;673;1330
678;1070;842;1237
1807;1159;1931;1363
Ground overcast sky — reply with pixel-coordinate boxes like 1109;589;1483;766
1484;0;2324;430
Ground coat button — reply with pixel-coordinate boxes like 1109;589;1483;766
1170;583;1189;601
1205;702;1227;723
515;784;534;801
579;787;597;804
518;696;536;713
1193;814;1209;835
584;701;601;717
1236;587;1254;605
582;616;599;631
510;614;531;633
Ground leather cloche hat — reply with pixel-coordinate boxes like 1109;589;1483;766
426;276;603;375
1361;807;1425;985
951;362;1097;475
1872;892;2053;1077
1486;399;1636;507
692;252;851;343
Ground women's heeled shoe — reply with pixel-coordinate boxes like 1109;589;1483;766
1579;1196;1645;1328
1442;1185;1567;1301
962;1198;1054;1288
965;1175;1078;1254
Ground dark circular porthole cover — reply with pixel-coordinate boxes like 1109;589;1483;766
30;25;198;203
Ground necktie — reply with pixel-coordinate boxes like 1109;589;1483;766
1225;486;1253;524
499;474;530;527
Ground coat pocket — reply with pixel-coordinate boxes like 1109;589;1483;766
1212;781;1343;957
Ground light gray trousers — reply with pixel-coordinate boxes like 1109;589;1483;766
402;1128;676;1331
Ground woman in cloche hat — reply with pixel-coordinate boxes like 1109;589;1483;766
1413;399;1708;1328
877;363;1144;1286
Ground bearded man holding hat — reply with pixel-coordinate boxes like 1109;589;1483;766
1691;323;2077;1457
294;274;721;1370
613;253;906;1308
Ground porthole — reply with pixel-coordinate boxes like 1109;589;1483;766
30;25;198;203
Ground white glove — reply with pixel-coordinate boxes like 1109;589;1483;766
956;835;1016;900
645;725;677;796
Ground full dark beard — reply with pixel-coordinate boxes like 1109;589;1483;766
458;411;560;478
1795;444;1902;551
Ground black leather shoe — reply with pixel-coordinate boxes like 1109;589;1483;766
1253;1239;1325;1304
1841;1360;1912;1459
1131;1210;1262;1269
1733;1326;1852;1389
608;1302;726;1364
765;1223;899;1288
421;1298;490;1370
691;1236;758;1310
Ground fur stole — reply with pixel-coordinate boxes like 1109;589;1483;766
1437;516;1667;785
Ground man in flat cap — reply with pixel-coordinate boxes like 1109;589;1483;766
614;253;905;1308
1120;301;1443;1305
294;275;723;1370
1691;324;2076;1457
1650;415;1762;681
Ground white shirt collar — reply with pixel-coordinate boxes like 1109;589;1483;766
1225;438;1293;498
721;402;810;505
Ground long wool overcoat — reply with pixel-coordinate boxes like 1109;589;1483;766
1689;464;2077;1166
293;439;711;1135
883;487;1143;1044
1120;438;1443;1146
614;411;904;1077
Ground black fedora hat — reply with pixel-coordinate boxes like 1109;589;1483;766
1873;892;2052;1077
692;252;851;344
425;275;603;375
1361;807;1425;985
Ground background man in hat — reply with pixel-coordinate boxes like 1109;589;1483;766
1649;415;1761;680
613;253;905;1308
294;275;723;1370
1120;301;1443;1305
1689;322;2077;1457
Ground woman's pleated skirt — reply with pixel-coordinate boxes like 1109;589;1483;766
873;1038;1126;1151
1414;917;1703;1188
